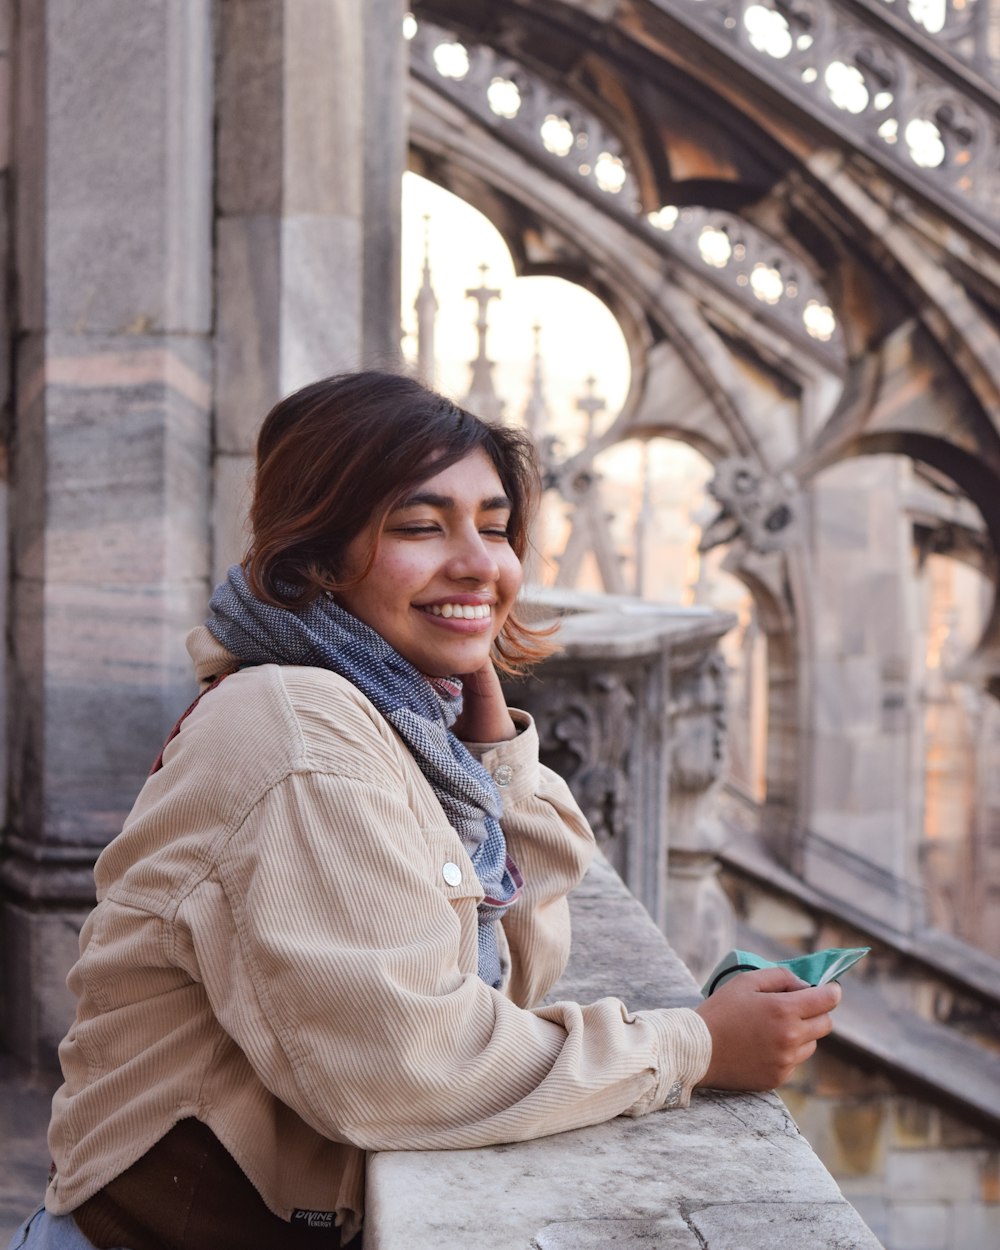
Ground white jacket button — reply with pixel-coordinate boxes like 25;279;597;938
492;764;514;787
442;862;463;886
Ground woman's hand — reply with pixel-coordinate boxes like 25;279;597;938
694;966;841;1090
452;660;518;744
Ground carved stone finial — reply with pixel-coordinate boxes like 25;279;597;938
575;374;607;444
699;457;798;555
463;262;504;422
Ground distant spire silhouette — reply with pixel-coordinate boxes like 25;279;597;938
414;214;439;385
576;374;606;445
463;263;504;422
521;323;551;446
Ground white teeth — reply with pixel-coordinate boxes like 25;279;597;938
425;603;491;619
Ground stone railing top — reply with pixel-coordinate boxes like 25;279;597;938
364;855;882;1249
521;586;737;661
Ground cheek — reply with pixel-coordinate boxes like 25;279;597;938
498;550;524;605
380;550;435;592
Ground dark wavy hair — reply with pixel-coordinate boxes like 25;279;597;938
244;370;554;673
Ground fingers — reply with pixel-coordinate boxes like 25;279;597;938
743;966;808;994
738;968;842;1016
790;981;842;1018
695;967;844;1091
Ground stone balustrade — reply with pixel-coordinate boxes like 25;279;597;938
366;854;882;1248
504;589;740;982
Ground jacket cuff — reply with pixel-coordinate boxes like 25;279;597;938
462;710;540;809
626;1007;712;1117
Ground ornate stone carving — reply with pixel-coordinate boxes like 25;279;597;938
699;456;799;555
669;651;729;794
409;15;845;362
665;647;736;977
504;597;737;965
672;0;1000;237
525;669;636;849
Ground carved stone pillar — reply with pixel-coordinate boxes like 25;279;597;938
2;0;215;1064
213;0;407;577
664;643;736;981
505;593;736;971
0;0;409;1068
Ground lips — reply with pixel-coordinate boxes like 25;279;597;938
420;603;492;620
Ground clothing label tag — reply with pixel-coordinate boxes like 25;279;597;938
292;1209;336;1231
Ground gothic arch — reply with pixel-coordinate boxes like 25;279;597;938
407;15;846;840
410;0;1000;905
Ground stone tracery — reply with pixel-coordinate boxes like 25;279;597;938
675;0;1000;234
410;15;847;362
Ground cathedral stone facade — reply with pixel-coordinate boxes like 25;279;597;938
1;3;999;1246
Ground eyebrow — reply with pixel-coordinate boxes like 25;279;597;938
393;491;512;512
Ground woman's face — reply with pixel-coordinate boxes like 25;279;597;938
336;449;523;677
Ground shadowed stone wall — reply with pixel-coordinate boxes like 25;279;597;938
1;0;216;1063
213;0;407;579
0;0;408;1066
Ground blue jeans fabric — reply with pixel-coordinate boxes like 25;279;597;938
6;1208;121;1250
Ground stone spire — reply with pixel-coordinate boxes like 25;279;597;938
414;214;438;385
463;263;504;422
576;373;607;445
521;322;551;446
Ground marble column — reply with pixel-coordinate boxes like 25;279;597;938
800;457;926;933
1;0;215;1064
213;0;407;578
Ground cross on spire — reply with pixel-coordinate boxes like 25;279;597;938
576;374;606;444
463;262;504;422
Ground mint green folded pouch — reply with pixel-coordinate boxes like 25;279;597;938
702;946;870;997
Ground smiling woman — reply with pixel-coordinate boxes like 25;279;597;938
10;371;844;1250
337;452;523;690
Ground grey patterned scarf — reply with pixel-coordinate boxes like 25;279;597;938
205;565;521;989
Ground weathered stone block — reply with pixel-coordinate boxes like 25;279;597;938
216;0;285;216
831;1103;887;1177
813;488;871;552
844;1195;890;1245
886;1147;987;1203
949;1201;1000;1248
214;215;284;452
279;214;363;385
9;578;207;847
35;1;213;334
1;903;88;1065
283;0;363;215
24;336;212;585
688;1200;882;1248
887;1200;949;1250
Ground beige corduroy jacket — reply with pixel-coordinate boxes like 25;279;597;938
46;627;711;1241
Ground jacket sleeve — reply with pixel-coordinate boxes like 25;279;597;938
464;712;595;1009
186;765;711;1155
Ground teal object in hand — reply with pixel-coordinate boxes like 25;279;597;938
702;946;870;997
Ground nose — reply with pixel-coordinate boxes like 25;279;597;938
446;527;500;583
